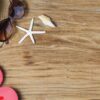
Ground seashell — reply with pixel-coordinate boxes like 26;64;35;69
38;15;56;28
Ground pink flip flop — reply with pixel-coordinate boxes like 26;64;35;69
0;69;18;100
0;70;3;85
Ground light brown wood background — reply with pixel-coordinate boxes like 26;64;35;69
1;0;100;100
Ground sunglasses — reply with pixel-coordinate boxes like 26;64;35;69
0;0;26;45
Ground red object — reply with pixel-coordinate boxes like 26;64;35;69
0;96;4;100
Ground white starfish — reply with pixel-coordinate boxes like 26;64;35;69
16;18;46;44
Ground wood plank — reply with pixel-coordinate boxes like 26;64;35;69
0;0;100;100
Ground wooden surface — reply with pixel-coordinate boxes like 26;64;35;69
1;0;100;100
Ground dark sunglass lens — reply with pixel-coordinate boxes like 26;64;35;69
14;6;25;19
6;22;14;41
9;1;25;19
0;21;14;42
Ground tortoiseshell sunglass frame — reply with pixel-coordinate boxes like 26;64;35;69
0;0;26;45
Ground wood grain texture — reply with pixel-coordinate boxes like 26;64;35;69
0;0;100;100
0;0;9;20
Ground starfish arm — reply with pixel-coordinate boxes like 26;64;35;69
29;18;34;31
29;34;35;44
19;34;29;44
16;26;28;32
32;31;46;34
